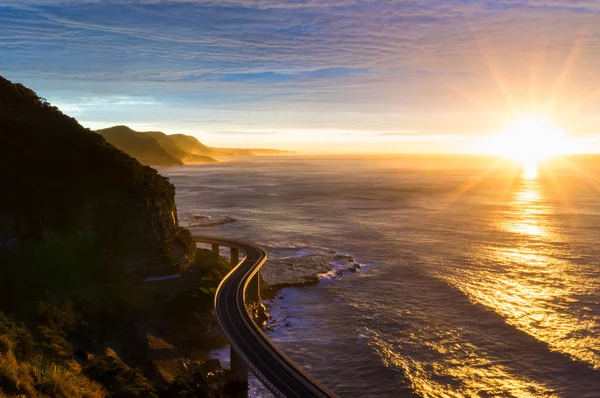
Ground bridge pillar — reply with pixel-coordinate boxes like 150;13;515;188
212;243;219;255
248;271;260;302
229;347;248;397
231;248;240;266
255;272;260;301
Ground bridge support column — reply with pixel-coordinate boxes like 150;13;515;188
229;348;248;397
248;271;260;302
212;243;219;255
231;248;239;266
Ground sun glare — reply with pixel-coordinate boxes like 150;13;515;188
489;115;568;162
522;159;538;179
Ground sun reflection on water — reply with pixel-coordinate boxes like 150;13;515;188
523;160;538;180
498;173;551;238
364;326;556;397
436;167;600;377
454;172;599;370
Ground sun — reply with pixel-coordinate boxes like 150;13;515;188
488;115;568;162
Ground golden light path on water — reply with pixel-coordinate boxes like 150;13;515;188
440;162;600;372
522;160;538;180
364;160;600;397
364;326;556;397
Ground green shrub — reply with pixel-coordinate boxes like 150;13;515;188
83;356;158;398
0;313;35;362
34;301;77;363
0;339;37;397
30;360;104;398
161;376;208;398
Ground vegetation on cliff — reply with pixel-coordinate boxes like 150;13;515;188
0;76;237;396
0;75;198;293
0;247;234;397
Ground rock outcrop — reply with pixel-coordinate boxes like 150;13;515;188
261;251;361;289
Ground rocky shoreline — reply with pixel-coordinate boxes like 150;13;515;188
260;249;362;290
208;248;362;397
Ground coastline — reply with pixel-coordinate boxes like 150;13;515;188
205;244;364;396
261;248;363;289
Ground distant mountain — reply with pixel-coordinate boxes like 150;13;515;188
96;125;183;166
144;131;217;163
161;133;212;155
98;126;218;165
97;125;294;166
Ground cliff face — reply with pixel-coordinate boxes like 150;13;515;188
0;76;196;290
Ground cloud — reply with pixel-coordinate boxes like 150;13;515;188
1;0;599;146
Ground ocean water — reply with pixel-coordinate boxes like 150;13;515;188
158;155;600;397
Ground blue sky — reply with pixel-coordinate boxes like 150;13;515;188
1;0;600;152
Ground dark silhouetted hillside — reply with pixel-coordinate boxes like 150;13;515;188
0;76;235;397
0;76;197;293
96;125;183;166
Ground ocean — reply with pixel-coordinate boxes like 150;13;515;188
158;155;600;397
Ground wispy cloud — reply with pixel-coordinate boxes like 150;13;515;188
1;0;600;150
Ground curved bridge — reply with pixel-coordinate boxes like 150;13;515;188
194;236;337;398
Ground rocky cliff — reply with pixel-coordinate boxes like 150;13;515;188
0;76;196;293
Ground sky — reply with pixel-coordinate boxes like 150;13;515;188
1;0;600;153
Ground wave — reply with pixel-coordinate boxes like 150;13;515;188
261;247;363;288
179;213;237;228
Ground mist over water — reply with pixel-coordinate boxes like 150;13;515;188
159;155;600;397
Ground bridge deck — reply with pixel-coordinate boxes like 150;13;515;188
195;236;337;398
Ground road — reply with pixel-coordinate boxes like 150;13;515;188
195;236;338;398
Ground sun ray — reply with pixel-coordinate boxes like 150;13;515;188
475;38;519;115
562;82;600;120
544;11;598;115
554;156;600;194
444;156;517;206
540;159;584;230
